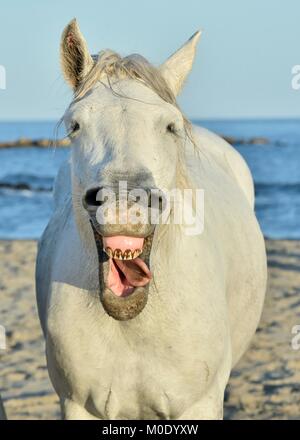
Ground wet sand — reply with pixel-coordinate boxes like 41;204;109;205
0;240;300;420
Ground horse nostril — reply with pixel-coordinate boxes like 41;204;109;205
83;187;102;210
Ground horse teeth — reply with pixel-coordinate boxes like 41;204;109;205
104;248;142;260
113;249;123;260
104;247;113;258
132;249;142;259
123;249;133;260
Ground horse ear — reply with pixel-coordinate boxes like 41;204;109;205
160;31;201;96
60;18;94;89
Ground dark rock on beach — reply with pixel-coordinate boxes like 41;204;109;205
0;138;70;148
0;135;270;149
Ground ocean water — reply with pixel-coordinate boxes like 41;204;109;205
0;119;299;239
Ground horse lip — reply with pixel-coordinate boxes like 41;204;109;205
101;286;149;321
101;273;150;320
88;215;155;239
101;233;147;238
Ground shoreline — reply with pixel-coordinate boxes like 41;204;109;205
0;239;300;419
0;135;270;149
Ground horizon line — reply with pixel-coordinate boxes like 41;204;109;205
0;116;299;123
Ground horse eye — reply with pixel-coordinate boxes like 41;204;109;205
167;122;176;134
70;121;80;134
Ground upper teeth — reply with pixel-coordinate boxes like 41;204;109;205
104;247;142;260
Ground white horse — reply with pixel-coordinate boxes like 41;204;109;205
36;19;267;420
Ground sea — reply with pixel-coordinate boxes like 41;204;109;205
0;119;299;240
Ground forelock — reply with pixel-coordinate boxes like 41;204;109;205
74;50;176;104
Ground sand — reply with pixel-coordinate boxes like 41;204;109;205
0;239;300;420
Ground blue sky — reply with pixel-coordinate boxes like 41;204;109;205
0;0;299;120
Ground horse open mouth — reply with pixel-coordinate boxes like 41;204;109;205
91;223;154;321
103;236;152;297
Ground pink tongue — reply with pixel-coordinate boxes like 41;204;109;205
103;236;144;252
114;258;151;287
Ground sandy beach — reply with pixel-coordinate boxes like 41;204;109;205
0;239;300;420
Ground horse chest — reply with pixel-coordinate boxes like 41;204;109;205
68;347;206;420
48;313;217;419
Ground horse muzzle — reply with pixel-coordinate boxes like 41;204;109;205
83;185;162;321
